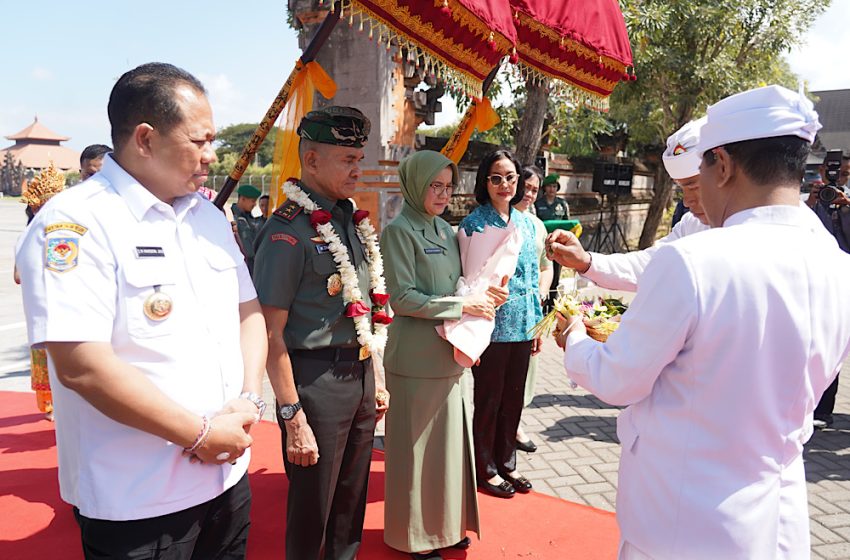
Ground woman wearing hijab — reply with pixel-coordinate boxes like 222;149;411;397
381;150;500;559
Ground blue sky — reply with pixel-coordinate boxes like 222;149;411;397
1;1;848;153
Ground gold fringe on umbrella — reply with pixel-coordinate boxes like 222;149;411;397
343;0;512;98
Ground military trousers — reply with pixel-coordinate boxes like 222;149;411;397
278;350;376;560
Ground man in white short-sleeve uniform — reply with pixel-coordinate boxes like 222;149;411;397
550;85;850;558
550;117;709;291
16;62;268;559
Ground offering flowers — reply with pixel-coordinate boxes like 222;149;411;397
530;294;628;342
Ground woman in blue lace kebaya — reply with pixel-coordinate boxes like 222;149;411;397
459;150;543;499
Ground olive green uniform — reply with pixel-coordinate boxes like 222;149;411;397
231;203;263;274
380;206;481;552
253;183;375;560
534;197;570;221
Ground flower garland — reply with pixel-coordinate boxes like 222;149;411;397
282;180;392;353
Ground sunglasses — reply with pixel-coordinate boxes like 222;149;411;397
487;173;519;186
429;182;456;196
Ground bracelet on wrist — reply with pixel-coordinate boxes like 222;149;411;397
185;415;210;454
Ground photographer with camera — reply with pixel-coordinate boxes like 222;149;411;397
806;149;850;428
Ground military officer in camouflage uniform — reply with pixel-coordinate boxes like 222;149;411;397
231;184;264;274
253;106;385;560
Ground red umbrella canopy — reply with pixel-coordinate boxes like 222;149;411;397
346;0;516;98
510;0;634;107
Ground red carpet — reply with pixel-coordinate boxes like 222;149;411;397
0;390;618;559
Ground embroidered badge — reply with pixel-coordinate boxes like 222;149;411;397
672;143;687;156
135;246;165;258
273;200;303;221
327;273;342;296
424;247;442;255
271;233;298;246
316;243;331;254
45;222;88;236
45;237;79;272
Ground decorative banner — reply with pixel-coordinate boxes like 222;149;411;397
440;97;500;164
270;61;338;213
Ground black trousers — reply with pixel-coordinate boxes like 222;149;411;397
816;373;840;417
472;341;533;480
279;354;376;560
73;474;251;560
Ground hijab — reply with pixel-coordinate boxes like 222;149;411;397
397;150;459;219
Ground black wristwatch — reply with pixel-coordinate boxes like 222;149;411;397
278;401;303;421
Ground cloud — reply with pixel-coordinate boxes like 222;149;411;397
30;67;53;81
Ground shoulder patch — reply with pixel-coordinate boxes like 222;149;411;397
45;222;88;236
270;233;298;246
273;200;303;222
45;238;80;273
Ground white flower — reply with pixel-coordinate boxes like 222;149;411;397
282;181;389;352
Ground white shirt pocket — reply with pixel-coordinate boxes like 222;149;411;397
122;260;179;338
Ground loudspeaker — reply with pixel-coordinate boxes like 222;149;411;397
592;161;633;196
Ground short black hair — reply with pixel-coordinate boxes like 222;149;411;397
703;135;810;186
474;149;525;206
108;62;206;149
522;165;544;184
80;144;112;166
259;194;270;200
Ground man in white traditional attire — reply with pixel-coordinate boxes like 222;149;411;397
548;85;850;559
550;117;708;291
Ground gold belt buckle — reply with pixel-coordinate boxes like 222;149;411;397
358;346;371;361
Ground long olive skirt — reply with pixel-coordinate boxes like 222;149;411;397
383;370;480;552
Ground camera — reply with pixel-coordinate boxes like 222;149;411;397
818;150;844;205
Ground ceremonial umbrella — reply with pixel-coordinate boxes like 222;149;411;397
441;0;634;163
511;0;634;106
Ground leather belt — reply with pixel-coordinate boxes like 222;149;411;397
290;346;367;362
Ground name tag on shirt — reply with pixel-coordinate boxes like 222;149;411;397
136;246;165;258
424;247;442;255
316;244;331;254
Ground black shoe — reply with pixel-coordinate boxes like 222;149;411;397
516;438;537;453
502;471;533;493
478;479;516;499
450;536;471;550
410;551;441;560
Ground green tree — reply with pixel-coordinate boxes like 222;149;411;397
209;151;273;178
613;0;828;248
215;123;276;167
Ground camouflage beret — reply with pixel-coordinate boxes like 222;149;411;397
237;184;261;199
297;106;371;148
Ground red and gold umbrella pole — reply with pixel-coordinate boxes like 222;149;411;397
213;3;343;210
